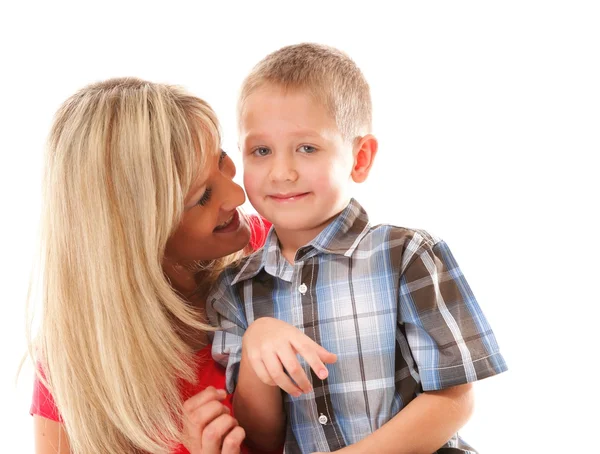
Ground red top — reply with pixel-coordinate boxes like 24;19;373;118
31;216;274;454
248;215;271;251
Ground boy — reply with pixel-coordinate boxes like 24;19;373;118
207;43;507;453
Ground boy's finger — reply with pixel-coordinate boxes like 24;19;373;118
278;345;312;393
262;351;303;397
294;340;335;380
249;356;276;386
316;344;337;364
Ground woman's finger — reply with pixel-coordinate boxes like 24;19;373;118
201;414;240;454
184;400;228;428
183;400;230;453
183;386;227;414
222;426;246;454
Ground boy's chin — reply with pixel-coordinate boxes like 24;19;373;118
272;215;324;233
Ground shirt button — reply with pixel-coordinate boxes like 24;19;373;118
298;283;308;294
318;413;328;425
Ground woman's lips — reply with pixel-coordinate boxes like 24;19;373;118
213;210;240;233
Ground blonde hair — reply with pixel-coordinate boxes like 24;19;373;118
27;77;242;453
238;42;372;142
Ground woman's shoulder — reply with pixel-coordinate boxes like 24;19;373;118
30;366;61;422
180;345;227;400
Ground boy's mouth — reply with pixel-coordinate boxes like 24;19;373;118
268;192;310;202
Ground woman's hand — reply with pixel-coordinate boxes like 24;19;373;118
242;317;337;396
182;386;245;454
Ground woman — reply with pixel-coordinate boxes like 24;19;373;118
28;77;271;453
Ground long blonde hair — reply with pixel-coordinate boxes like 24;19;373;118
28;77;241;453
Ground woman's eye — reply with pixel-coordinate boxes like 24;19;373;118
253;147;271;157
299;145;317;154
197;187;212;206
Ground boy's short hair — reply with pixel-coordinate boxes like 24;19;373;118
238;43;372;142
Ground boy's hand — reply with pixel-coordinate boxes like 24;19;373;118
242;317;337;396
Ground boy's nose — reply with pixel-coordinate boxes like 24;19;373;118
269;155;298;182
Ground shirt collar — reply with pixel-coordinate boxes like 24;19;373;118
231;198;370;285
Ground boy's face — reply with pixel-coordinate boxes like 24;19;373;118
240;85;355;235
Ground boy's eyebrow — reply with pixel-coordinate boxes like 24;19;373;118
242;133;268;144
289;130;324;139
243;130;325;144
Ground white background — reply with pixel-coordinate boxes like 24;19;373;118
1;1;598;452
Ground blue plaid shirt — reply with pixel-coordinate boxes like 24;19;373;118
208;199;507;453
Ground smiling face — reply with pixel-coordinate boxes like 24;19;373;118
240;84;356;248
165;149;251;266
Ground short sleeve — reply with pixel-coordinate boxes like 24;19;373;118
398;239;507;391
207;272;249;394
30;365;62;422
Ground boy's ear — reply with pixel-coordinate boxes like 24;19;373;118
351;134;378;183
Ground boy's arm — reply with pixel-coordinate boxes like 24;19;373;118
233;347;286;451
234;317;338;452
340;235;504;454
320;383;474;454
207;279;286;451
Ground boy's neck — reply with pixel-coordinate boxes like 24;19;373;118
275;210;343;264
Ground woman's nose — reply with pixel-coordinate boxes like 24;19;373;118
222;153;236;179
220;179;246;212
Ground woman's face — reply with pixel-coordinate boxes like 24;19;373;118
165;150;251;266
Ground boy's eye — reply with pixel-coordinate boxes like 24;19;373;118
197;187;213;206
252;147;271;157
298;145;317;154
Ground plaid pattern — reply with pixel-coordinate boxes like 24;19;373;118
208;199;506;453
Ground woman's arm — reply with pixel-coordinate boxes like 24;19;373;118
34;416;71;454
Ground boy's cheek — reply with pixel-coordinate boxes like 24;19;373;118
243;172;260;197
